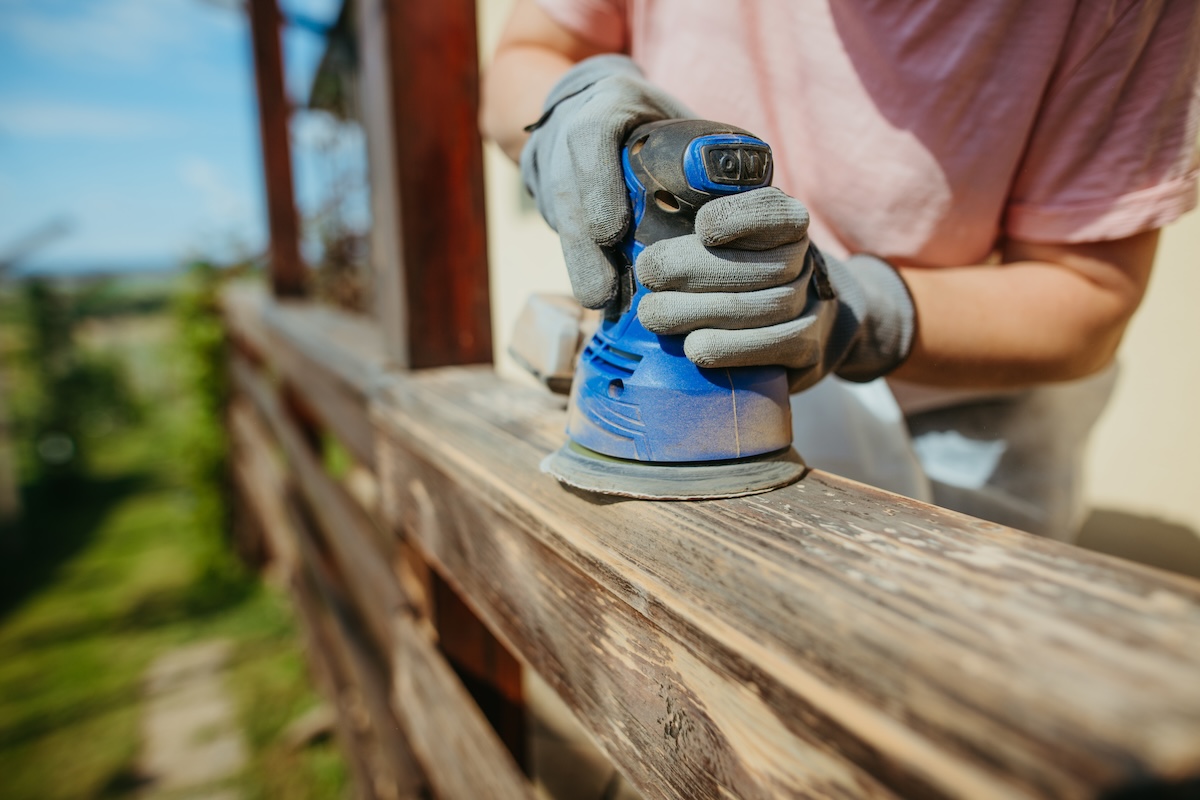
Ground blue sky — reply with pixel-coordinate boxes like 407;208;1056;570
0;0;355;273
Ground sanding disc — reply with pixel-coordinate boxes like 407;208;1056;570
542;441;806;501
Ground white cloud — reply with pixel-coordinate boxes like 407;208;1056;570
0;101;178;138
179;156;250;225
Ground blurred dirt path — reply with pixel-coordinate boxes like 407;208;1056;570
137;639;247;799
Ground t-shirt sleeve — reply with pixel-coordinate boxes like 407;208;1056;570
1005;0;1200;243
535;0;629;53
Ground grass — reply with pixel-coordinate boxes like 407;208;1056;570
0;306;348;799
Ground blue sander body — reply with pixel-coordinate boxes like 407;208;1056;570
542;119;806;500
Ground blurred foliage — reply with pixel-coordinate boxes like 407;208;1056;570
312;220;366;312
71;276;175;320
0;269;347;799
14;278;142;484
173;261;247;603
299;110;368;313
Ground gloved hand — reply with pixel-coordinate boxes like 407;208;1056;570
636;187;916;392
520;54;692;309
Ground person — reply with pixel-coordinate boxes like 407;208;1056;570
481;0;1200;539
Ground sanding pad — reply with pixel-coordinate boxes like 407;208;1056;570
542;441;806;501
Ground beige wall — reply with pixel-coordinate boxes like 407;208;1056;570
477;0;1200;545
1084;208;1200;535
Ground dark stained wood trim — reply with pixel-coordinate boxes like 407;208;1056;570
246;0;305;297
352;0;492;367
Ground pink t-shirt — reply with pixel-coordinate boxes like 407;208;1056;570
536;0;1200;265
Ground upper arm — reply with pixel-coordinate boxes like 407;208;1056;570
494;0;616;63
481;0;616;160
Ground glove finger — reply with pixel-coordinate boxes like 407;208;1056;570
567;78;692;247
638;279;807;335
560;226;619;309
637;235;811;292
694;187;810;250
682;316;822;370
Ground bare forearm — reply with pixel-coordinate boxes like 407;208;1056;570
891;231;1157;388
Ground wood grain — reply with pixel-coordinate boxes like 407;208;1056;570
229;347;532;799
389;611;534;800
224;288;1200;798
224;284;387;469
230;353;402;656
372;365;1200;800
292;542;427;800
230;400;425;799
229;398;298;579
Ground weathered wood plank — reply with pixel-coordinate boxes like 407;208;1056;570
233;385;432;799
372;365;1200;800
230;413;417;799
389;612;535;800
222;283;274;364
230;353;402;656
432;572;527;771
224;283;388;469
267;295;388;468
229;348;533;799
290;521;427;800
229;398;298;579
292;560;423;800
289;579;385;800
261;297;389;397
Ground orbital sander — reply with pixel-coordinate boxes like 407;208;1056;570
542;119;805;500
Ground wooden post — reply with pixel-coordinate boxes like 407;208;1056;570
353;0;492;367
247;0;306;298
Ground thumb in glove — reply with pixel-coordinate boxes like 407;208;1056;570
520;54;692;309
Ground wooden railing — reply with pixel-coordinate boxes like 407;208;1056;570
224;284;1200;800
236;1;1200;797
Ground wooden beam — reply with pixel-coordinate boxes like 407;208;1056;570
230;353;402;655
432;572;527;772
230;398;424;799
352;0;492;367
224;283;387;469
390;612;534;800
291;527;427;800
372;365;1200;800
229;398;299;580
246;0;305;297
228;346;533;799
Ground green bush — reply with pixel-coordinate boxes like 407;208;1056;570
16;278;142;484
173;261;246;595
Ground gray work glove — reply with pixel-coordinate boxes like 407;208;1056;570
520;54;692;309
636;187;916;392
